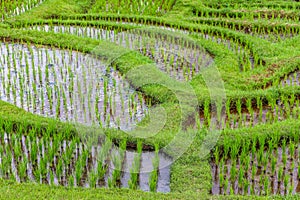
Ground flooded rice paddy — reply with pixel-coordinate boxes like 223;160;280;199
0;132;172;192
0;43;147;130
211;143;300;195
29;25;214;81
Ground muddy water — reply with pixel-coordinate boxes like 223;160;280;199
0;43;147;130
211;144;300;195
0;133;172;192
29;25;214;81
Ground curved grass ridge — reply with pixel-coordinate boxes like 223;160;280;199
7;17;300;90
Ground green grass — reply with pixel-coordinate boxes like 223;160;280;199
0;179;290;199
0;179;198;200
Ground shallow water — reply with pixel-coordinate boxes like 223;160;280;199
0;43;147;130
197;98;300;130
211;144;300;195
281;71;300;87
0;133;172;192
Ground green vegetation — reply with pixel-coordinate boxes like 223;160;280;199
1;0;300;199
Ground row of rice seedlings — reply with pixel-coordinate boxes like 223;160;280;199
244;20;299;41
195;3;300;21
0;123;79;185
195;29;256;67
200;33;257;71
149;143;159;192
0;119;171;191
130;33;213;81
23;16;188;33
25;15;293;64
1;131;89;187
0;42;147;130
29;25;117;41
189;16;300;41
198;94;300;130
244;25;298;42
128;140;142;189
89;0;176;16
30;24;208;78
248;31;297;43
203;1;300;10
1;0;45;20
29;25;213;81
191;18;299;37
107;139;126;188
212;131;300;195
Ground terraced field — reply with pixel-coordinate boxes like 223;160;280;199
1;0;300;199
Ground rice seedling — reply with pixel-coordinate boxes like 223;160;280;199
128;141;142;190
149;143;159;192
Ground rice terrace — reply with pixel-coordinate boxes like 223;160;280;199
1;0;300;199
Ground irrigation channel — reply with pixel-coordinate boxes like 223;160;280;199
0;42;173;192
29;25;214;81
